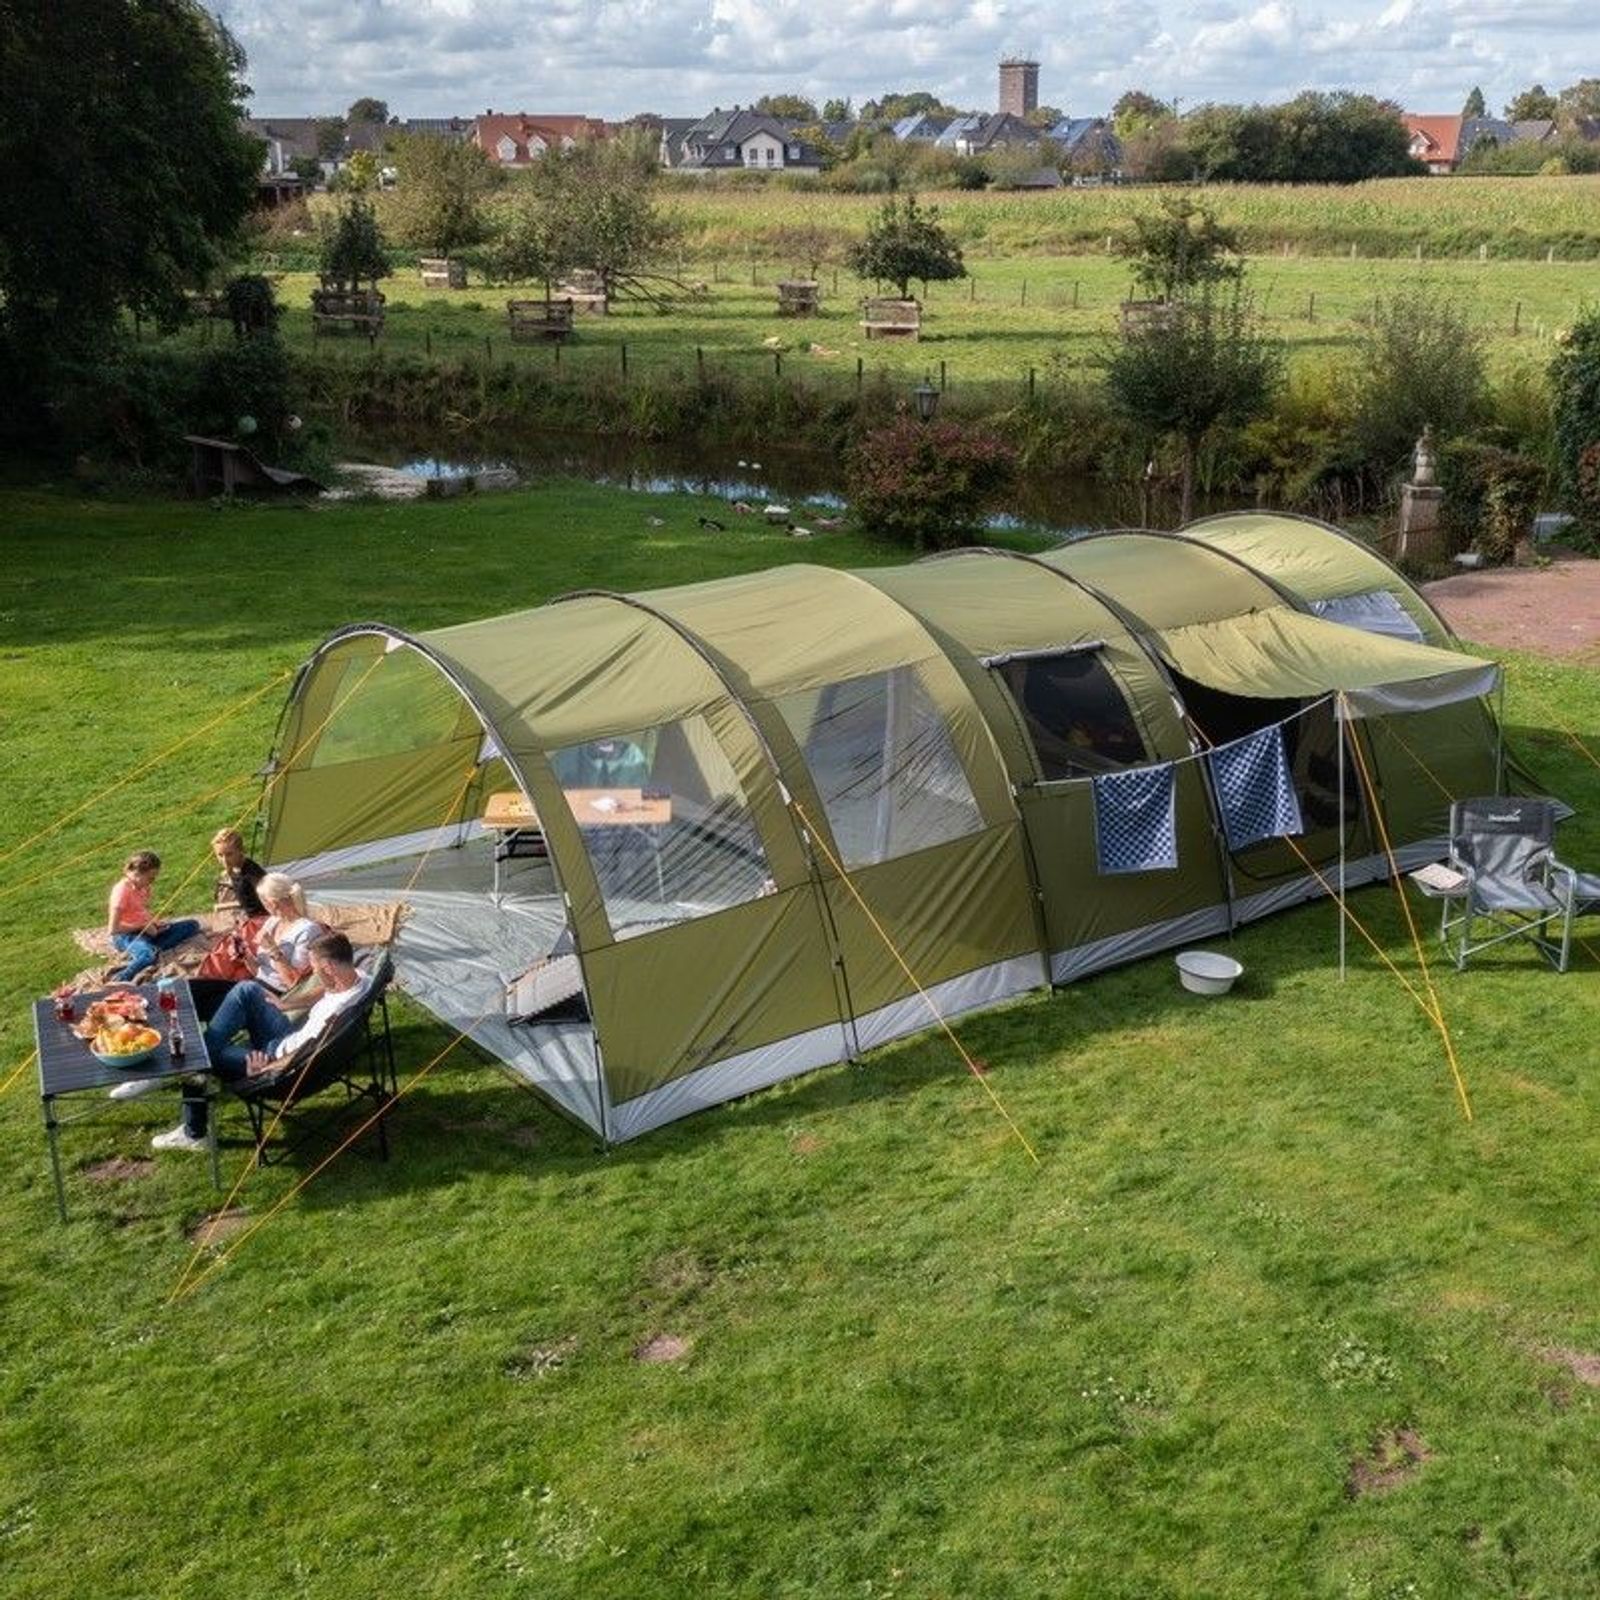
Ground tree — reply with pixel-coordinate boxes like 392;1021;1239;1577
1505;84;1558;121
388;133;499;256
755;94;818;121
0;0;260;424
523;138;678;301
289;155;323;189
1549;307;1600;539
1557;78;1600;123
1116;195;1242;302
1461;86;1486;118
847;193;964;299
337;149;379;192
315;117;347;160
319;196;390;286
1101;287;1284;522
1112;89;1175;137
347;97;389;124
822;97;853;123
859;90;957;124
1024;105;1063;128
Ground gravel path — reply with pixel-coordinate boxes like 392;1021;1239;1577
1423;555;1600;660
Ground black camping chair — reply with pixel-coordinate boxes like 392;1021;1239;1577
230;952;399;1165
1443;797;1579;972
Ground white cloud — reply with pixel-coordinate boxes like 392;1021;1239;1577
221;0;1598;118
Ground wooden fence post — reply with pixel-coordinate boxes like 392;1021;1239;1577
1027;367;1035;399
969;276;976;302
1307;292;1315;321
484;335;492;362
1513;300;1522;335
939;359;946;391
1021;279;1027;307
856;356;863;390
1072;280;1080;309
620;342;628;376
774;351;781;378
697;345;704;376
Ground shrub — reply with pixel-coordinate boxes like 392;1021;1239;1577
1348;284;1489;483
1440;439;1546;562
223;274;278;337
846;415;1015;549
318;196;391;286
1549;307;1600;542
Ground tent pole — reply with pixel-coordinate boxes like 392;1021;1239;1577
1494;674;1506;794
1337;692;1347;983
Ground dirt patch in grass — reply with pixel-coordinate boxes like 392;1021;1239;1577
503;1334;577;1380
790;1132;828;1156
84;1156;154;1184
187;1209;251;1249
647;1248;715;1298
1540;1346;1600;1386
634;1333;691;1364
439;1115;540;1149
1346;1427;1431;1498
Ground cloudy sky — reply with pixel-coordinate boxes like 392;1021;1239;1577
225;0;1594;120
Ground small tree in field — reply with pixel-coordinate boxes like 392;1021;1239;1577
319;196;390;286
1115;194;1242;303
1101;286;1283;522
847;194;964;299
389;133;499;258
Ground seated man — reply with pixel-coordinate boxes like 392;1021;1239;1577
151;931;371;1153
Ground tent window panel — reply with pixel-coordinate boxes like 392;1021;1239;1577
309;649;468;768
776;665;984;869
993;652;1148;780
549;716;773;942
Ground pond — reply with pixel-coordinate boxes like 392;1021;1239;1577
341;426;1243;537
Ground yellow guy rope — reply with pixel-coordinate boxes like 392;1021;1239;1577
1344;701;1474;1122
0;1051;36;1097
167;758;482;1301
168;999;501;1304
791;800;1041;1167
0;668;295;869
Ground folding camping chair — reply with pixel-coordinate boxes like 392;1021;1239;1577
1441;797;1579;972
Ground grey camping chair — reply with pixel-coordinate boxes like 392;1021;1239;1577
1443;797;1578;972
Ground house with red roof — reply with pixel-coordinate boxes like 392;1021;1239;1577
472;112;610;166
1403;114;1464;174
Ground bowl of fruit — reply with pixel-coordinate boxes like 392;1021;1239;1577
89;1021;164;1069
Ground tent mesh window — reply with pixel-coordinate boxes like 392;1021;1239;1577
777;665;984;868
309;649;466;766
992;651;1148;780
550;714;772;941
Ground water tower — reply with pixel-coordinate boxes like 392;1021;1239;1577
998;58;1039;117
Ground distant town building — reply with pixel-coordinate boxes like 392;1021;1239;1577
665;108;824;175
472;112;610;166
998;58;1039;118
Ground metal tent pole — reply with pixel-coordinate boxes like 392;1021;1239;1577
1338;692;1347;983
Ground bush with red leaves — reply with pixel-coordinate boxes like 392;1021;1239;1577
846;415;1017;551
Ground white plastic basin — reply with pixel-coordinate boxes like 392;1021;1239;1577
1175;950;1244;996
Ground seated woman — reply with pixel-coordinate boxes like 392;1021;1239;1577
106;850;201;982
246;873;324;995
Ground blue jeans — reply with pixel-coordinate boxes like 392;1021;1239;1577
189;980;298;1136
110;919;202;981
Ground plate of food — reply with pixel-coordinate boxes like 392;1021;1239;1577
89;1022;164;1069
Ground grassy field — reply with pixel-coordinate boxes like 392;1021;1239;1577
160;252;1597;409
2;481;1600;1598
659;177;1600;261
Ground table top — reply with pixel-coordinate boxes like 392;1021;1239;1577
33;980;213;1098
484;787;673;831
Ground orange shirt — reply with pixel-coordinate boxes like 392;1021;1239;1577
109;877;153;932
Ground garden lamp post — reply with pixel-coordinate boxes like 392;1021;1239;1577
913;375;940;423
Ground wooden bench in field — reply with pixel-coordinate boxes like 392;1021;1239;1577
420;257;467;289
859;297;921;340
1119;299;1182;335
777;280;821;317
556;269;609;314
507;298;575;343
182;435;324;498
310;286;386;338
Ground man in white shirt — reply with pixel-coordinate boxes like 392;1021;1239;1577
153;932;372;1153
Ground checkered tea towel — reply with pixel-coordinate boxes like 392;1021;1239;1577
1093;764;1178;875
1207;724;1304;851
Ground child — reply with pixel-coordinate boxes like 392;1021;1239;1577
106;850;202;982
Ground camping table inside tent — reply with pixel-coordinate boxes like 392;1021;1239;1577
483;788;673;905
32;981;220;1221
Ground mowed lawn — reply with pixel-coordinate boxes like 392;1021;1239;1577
1;482;1599;1599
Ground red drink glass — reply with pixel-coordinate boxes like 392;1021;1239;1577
158;986;178;1017
53;990;75;1023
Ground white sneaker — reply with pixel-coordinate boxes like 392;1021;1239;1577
151;1125;208;1153
108;1077;162;1102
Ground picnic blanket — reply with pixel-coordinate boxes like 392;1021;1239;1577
65;901;406;992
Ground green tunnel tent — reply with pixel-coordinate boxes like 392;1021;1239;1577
258;526;1502;1142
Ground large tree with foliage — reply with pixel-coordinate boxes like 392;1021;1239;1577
318;196;391;286
754;94;818;121
848;193;964;299
1505;84;1558;121
0;0;259;399
1557;78;1600;124
1112;90;1175;137
388;133;500;257
347;97;389;125
1461;86;1486;118
1101;287;1283;522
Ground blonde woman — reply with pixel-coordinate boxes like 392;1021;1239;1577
250;872;324;993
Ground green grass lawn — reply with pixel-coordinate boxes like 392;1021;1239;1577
154;251;1597;407
2;481;1599;1598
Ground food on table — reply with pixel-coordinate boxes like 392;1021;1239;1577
91;1023;162;1057
72;993;150;1039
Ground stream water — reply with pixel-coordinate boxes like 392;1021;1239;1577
342;426;1241;537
